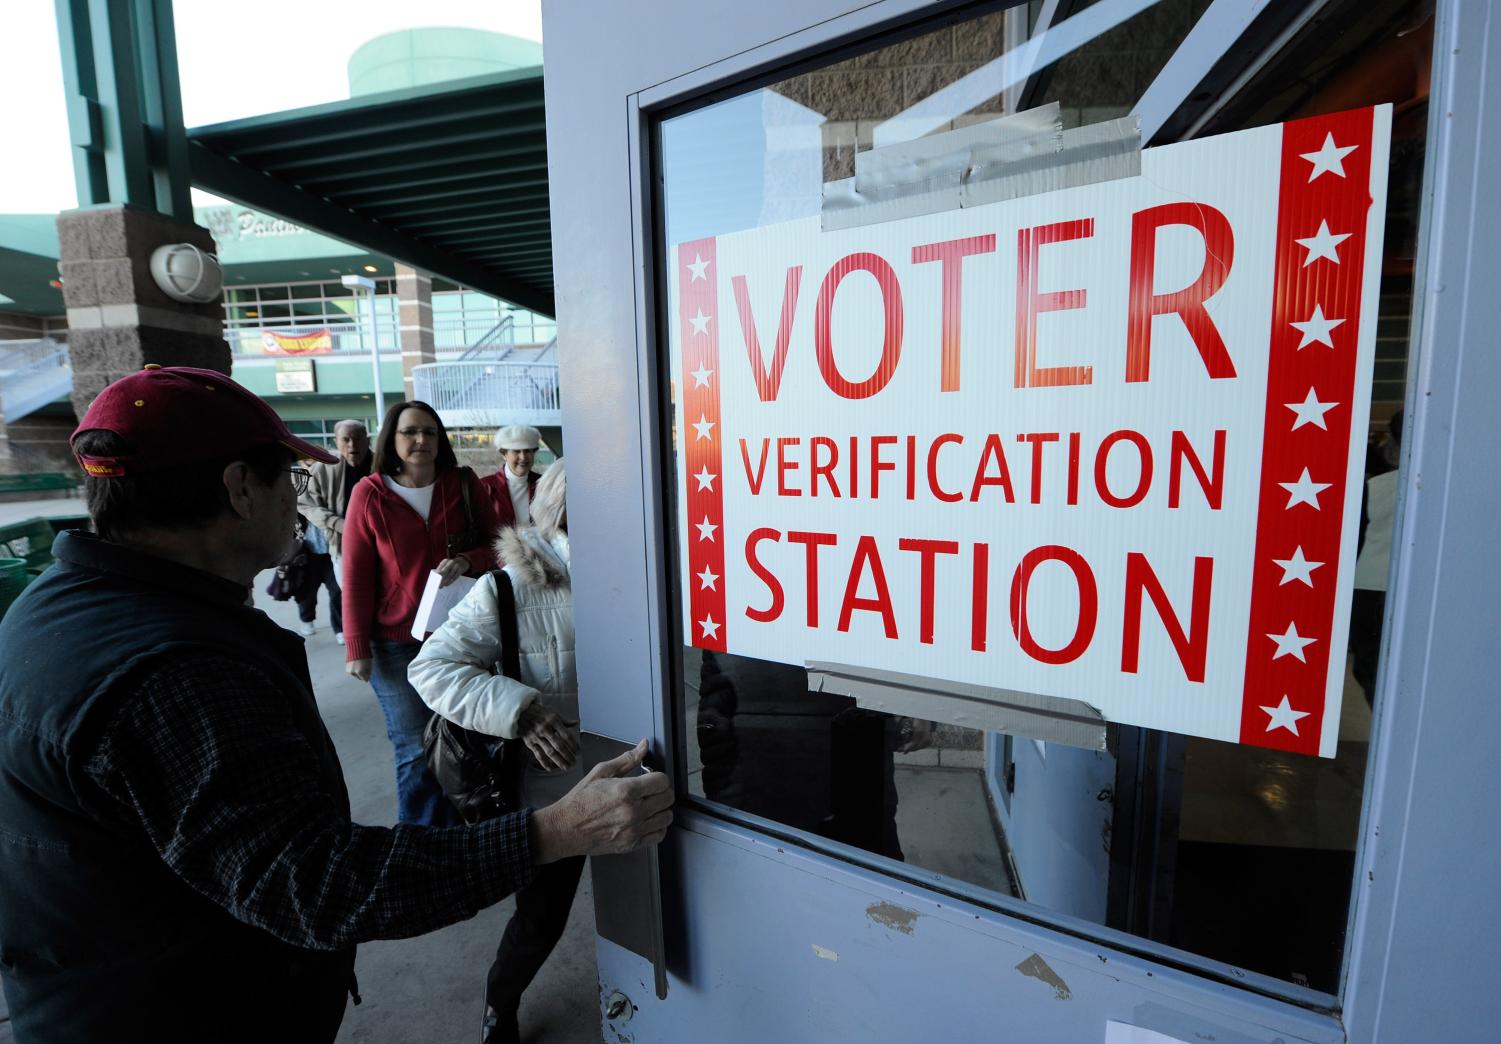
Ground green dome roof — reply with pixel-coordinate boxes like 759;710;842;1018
348;28;542;97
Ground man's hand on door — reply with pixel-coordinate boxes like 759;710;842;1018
529;739;673;863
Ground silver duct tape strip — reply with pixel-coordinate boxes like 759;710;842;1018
853;102;1063;193
805;660;1108;752
823;106;1059;231
964;115;1142;208
822;108;1142;232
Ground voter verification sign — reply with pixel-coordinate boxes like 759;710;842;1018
668;106;1391;758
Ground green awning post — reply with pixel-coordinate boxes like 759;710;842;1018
54;0;193;224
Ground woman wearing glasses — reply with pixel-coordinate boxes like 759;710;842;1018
341;400;499;825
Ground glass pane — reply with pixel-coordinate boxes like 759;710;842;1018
657;0;1430;996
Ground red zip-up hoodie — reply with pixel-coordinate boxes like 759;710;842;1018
340;467;498;661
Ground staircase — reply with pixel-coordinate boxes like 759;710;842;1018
414;336;560;430
0;341;72;423
457;314;517;361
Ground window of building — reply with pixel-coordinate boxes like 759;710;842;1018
221;280;398;355
433;290;558;350
655;0;1430;1001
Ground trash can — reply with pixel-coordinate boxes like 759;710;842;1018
0;557;30;618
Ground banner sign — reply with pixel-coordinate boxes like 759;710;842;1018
261;327;333;356
668;106;1391;758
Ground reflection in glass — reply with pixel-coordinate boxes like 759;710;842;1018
659;0;1430;996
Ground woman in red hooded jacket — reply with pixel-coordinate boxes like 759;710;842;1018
341;400;498;825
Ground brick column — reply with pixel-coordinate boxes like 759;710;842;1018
396;263;435;402
56;206;230;419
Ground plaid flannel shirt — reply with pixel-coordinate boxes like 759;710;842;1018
83;654;535;951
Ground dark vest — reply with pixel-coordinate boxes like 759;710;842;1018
0;532;355;1043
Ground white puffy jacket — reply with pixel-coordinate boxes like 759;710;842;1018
409;528;578;798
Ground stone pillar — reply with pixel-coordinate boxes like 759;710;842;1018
56;205;230;419
395;263;435;402
0;405;14;472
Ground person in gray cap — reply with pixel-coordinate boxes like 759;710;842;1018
481;424;543;533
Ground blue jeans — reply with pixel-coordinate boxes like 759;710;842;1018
369;638;457;826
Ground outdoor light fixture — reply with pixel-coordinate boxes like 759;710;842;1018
362;264;378;272
149;243;223;303
342;274;385;422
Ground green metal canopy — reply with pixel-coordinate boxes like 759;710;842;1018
0;216;65;314
187;67;553;316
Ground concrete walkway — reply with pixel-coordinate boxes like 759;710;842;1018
0;539;603;1043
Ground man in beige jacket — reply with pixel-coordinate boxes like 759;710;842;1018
299;419;373;642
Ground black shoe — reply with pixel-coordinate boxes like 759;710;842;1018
480;1004;520;1044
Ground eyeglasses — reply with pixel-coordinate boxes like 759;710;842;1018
285;467;311;495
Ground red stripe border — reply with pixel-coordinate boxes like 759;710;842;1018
679;238;728;653
1239;107;1377;755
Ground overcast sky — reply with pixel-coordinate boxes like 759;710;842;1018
2;0;543;215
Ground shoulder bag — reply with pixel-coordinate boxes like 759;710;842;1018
445;467;485;560
422;569;528;823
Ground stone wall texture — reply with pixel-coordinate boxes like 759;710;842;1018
56;206;231;419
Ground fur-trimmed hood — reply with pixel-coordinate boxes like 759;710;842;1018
495;527;570;590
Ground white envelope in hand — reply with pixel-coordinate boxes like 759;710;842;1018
411;570;477;639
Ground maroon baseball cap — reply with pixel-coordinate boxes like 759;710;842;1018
71;365;337;477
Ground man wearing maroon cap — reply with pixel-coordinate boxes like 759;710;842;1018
0;366;671;1044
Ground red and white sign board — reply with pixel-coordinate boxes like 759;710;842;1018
669;106;1391;757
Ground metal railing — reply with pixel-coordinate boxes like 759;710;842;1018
0;340;72;422
457;315;516;360
412;359;561;419
226;315;550;357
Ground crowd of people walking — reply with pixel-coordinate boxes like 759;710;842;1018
0;369;663;1044
296;406;578;1040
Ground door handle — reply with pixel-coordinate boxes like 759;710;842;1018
581;731;669;1000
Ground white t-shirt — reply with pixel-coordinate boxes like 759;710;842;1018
1354;470;1399;591
506;467;532;526
382;474;436;521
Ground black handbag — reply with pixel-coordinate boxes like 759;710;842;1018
266;545;310;601
266;515;313;601
422;569;528;823
445;468;485;560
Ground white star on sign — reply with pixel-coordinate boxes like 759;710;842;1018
690;364;713;388
1260;695;1312;735
689;309;712;336
693;466;716;492
1272;546;1324;587
1279;467;1332;510
1295;220;1352;267
691;414;715;441
695;516;718;542
1300;132;1357;181
1267;622;1317;662
699;614;721;640
1290;304;1345;349
697;566;719;591
686;254;710;282
1285;388;1338;431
